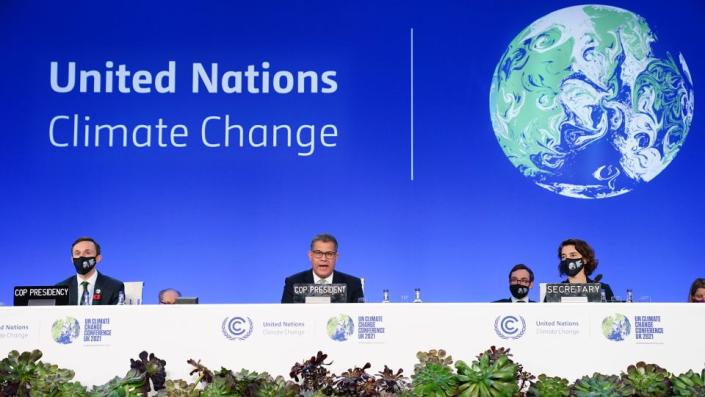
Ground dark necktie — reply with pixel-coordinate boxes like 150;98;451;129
80;281;90;305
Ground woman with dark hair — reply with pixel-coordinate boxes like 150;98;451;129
688;278;705;302
558;239;615;302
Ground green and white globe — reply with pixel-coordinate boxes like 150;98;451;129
490;5;694;198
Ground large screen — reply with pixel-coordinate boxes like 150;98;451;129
1;0;703;304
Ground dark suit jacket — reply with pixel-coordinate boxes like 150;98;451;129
493;298;535;303
281;269;364;303
56;272;125;305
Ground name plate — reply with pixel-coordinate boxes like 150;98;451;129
293;283;347;303
14;286;70;306
542;283;602;303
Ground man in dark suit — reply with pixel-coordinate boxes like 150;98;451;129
493;264;535;303
281;233;364;303
56;237;125;305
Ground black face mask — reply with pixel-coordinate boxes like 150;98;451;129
560;258;584;278
510;284;529;300
73;256;97;275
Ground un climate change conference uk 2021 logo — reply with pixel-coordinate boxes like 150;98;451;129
490;5;694;199
602;313;631;341
51;317;80;344
327;314;354;341
222;316;253;340
494;315;526;340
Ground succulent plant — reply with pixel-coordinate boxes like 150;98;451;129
0;349;44;396
89;368;145;397
526;374;570;397
671;369;705;396
572;373;630;397
411;362;457;397
455;353;518;397
621;361;671;397
256;375;300;397
289;351;334;393
129;351;167;394
164;379;201;397
333;362;374;396
414;350;453;374
376;365;410;394
32;362;87;397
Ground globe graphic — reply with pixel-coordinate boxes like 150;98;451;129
490;5;694;198
602;313;631;341
51;317;80;344
326;314;354;341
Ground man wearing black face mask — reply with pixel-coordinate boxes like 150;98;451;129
56;237;125;305
494;264;535;303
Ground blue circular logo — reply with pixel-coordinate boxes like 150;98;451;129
326;314;354;341
494;315;526;339
602;313;631;341
51;317;80;344
222;316;253;340
490;5;694;199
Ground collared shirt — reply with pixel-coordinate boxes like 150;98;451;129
312;271;334;285
511;295;529;303
75;271;98;305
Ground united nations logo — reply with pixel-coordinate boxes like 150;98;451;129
326;314;354;341
51;317;80;344
222;316;253;340
602;313;631;341
494;315;526;339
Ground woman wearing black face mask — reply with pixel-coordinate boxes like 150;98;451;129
558;239;615;302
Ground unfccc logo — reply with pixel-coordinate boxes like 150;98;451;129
222;316;253;340
494;315;526;339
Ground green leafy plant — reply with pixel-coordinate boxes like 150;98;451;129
411;350;457;397
164;379;201;397
526;374;570;397
256;375;300;397
572;373;630;397
455;353;518;397
671;369;705;396
0;349;44;396
89;368;145;397
621;361;671;397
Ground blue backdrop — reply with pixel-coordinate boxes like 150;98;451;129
1;0;703;304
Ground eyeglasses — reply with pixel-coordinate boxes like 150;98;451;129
311;250;337;259
510;278;531;285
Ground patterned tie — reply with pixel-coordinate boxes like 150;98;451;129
80;281;90;305
317;279;327;285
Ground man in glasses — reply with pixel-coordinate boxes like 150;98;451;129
281;233;364;303
493;264;535;303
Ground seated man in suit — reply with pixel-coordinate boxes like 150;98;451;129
281;233;364;303
494;264;535;303
57;237;125;305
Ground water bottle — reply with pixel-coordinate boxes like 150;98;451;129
117;291;125;305
600;289;607;303
81;289;90;305
413;288;422;303
626;289;633;303
382;289;390;303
